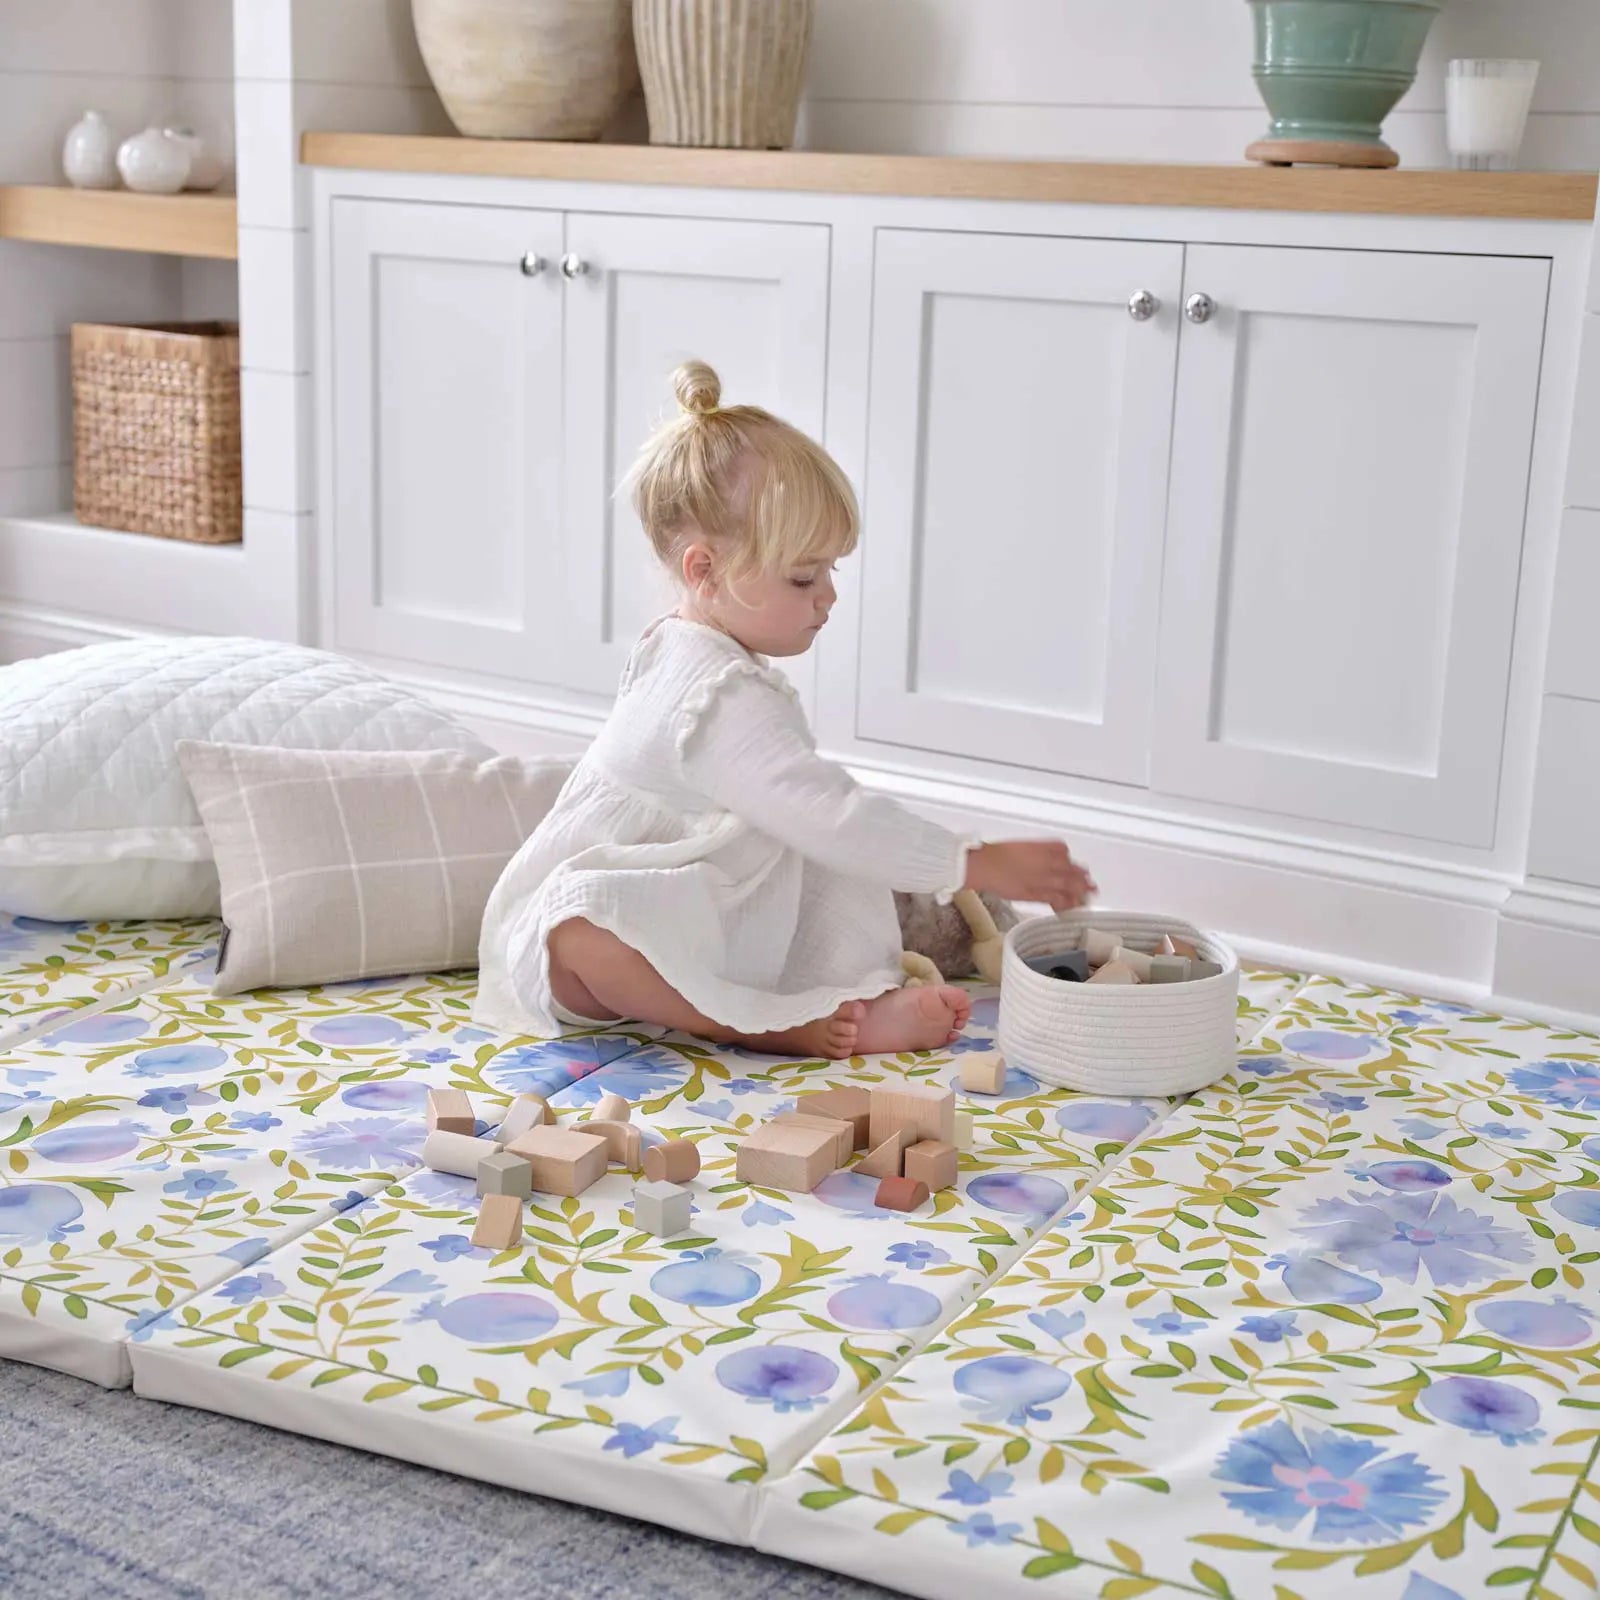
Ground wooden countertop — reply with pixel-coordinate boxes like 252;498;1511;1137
302;132;1597;221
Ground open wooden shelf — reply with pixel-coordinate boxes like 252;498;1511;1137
0;186;237;259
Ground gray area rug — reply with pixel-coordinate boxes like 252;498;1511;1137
1;1362;901;1600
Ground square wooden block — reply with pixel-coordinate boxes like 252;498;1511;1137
427;1087;474;1135
633;1180;692;1237
736;1122;839;1193
868;1081;955;1149
959;1054;1006;1095
904;1138;958;1191
772;1111;854;1166
504;1124;608;1196
472;1192;524;1250
796;1085;871;1149
1087;959;1140;985
476;1149;533;1199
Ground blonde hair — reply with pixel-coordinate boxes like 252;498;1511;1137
623;359;859;586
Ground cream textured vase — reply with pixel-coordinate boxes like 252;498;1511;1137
412;0;638;141
634;0;813;149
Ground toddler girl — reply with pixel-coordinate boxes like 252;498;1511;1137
476;361;1094;1058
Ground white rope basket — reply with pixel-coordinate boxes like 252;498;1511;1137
997;910;1239;1097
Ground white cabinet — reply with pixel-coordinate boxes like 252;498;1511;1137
328;200;828;694
1154;245;1548;847
856;229;1184;784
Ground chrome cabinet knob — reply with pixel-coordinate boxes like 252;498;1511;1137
1184;292;1216;324
1127;290;1159;322
519;252;545;276
560;253;589;280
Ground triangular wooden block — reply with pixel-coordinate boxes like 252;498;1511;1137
856;1127;908;1179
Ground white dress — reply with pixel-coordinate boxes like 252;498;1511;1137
474;617;970;1037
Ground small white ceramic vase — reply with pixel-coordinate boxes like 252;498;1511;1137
164;126;226;191
62;111;119;189
116;127;192;194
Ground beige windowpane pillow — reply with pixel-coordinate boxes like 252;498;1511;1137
176;741;573;994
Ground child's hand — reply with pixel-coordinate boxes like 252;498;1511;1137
965;840;1095;911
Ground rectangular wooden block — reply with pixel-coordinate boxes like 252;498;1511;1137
427;1087;474;1135
504;1124;608;1196
959;1053;1006;1095
584;1119;643;1170
856;1125;909;1180
736;1123;838;1193
1112;945;1154;980
1087;959;1140;985
494;1093;551;1146
1190;958;1224;980
904;1138;958;1191
875;1174;930;1212
591;1092;630;1124
772;1111;854;1166
868;1080;955;1149
476;1149;533;1199
954;1111;974;1150
797;1086;871;1148
1083;928;1120;967
472;1192;524;1250
421;1128;489;1178
1149;955;1191;983
632;1179;692;1238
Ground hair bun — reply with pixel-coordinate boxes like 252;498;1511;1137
673;359;722;417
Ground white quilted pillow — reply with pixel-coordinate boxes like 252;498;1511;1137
0;636;497;920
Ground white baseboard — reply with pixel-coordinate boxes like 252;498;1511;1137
0;600;170;662
1492;883;1600;1030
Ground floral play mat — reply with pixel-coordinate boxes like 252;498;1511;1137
3;913;1598;1599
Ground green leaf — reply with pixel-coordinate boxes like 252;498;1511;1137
800;1488;857;1511
1035;1518;1073;1556
218;1344;269;1368
1003;1436;1030;1466
63;1294;88;1320
363;1380;413;1402
1190;1561;1232;1598
1021;1555;1082;1579
1485;1569;1538;1587
874;1510;929;1535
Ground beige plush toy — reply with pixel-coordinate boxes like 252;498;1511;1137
894;890;1017;985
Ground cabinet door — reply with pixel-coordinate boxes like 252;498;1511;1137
560;212;830;694
1154;245;1547;846
329;198;564;680
856;229;1184;783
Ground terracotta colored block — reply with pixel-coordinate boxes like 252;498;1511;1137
856;1126;909;1180
868;1081;955;1149
505;1124;608;1196
773;1111;853;1166
904;1138;958;1191
472;1192;524;1250
494;1094;551;1145
797;1086;871;1148
427;1087;474;1135
633;1179;692;1237
959;1053;1006;1095
1149;955;1191;983
875;1174;930;1212
476;1150;534;1198
1168;934;1200;960
584;1119;643;1170
954;1111;974;1150
643;1139;701;1184
736;1122;837;1193
591;1092;630;1124
1083;928;1120;967
421;1128;490;1178
1087;959;1140;985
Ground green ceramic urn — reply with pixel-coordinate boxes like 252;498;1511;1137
1245;0;1444;167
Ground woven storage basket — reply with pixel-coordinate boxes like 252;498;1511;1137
71;320;242;543
997;911;1240;1097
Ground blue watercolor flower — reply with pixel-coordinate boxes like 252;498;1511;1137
1294;1189;1532;1288
572;1049;687;1105
564;1368;631;1399
451;1027;494;1044
1553;1189;1600;1230
1398;1118;1447;1142
694;1099;734;1122
407;1048;456;1065
32;1121;144;1164
1027;1308;1085;1343
46;1012;148;1046
1477;1296;1594;1348
827;1274;942;1332
1421;1376;1542;1446
944;1033;1000;1055
420;1234;488;1263
1401;1577;1465;1600
1510;1059;1600;1110
946;1512;1023;1549
887;1240;950;1272
940;1470;1014;1506
1244;1054;1293;1077
1239;1313;1301;1342
163;1168;236;1200
213;1272;285;1304
1471;1121;1527;1141
1267;1251;1383;1306
341;1080;430;1112
651;1248;761;1308
12;915;85;933
412;1292;558;1343
741;1199;793;1228
136;1083;220;1115
604;1416;679;1458
1317;1092;1368;1113
715;1346;838;1412
725;1077;769;1096
295;1116;423;1171
489;1035;640;1098
380;1269;445;1296
227;1110;281;1134
1136;1311;1206;1336
1389;1005;1471;1028
124;1308;170;1342
331;1190;369;1213
407;1169;475;1203
1282;1030;1380;1062
968;997;999;1030
307;1016;412;1049
220;1238;269;1266
967;1171;1068;1219
954;1355;1070;1424
0;1183;84;1243
1055;1101;1160;1143
1350;1160;1452;1192
126;1044;228;1079
1214;1422;1446;1544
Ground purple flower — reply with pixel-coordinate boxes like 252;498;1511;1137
490;1036;641;1099
1055;1102;1160;1143
162;1168;236;1200
295;1116;423;1171
214;1272;285;1304
1351;1160;1452;1192
380;1269;444;1296
1028;1308;1085;1343
126;1044;228;1079
1510;1060;1600;1110
947;1513;1023;1549
572;1049;687;1105
307;1016;412;1049
967;1172;1068;1219
1239;1313;1300;1343
1214;1422;1446;1544
0;1184;85;1243
953;1355;1070;1425
603;1416;679;1458
1317;1092;1368;1113
1136;1311;1205;1336
331;1190;369;1213
137;1084;219;1115
564;1368;631;1399
1245;1055;1293;1077
407;1048;456;1065
1282;1030;1379;1062
1420;1376;1542;1445
715;1346;838;1413
421;1234;488;1263
1471;1121;1527;1141
1294;1188;1533;1288
741;1199;794;1228
725;1077;769;1096
227;1110;281;1134
1477;1296;1594;1349
220;1238;269;1267
887;1240;950;1271
941;1469;1013;1506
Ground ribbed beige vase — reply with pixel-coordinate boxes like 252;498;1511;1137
412;0;638;141
634;0;813;149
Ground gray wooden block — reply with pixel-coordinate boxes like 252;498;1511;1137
1190;959;1224;980
632;1179;692;1237
476;1150;533;1199
1149;955;1191;983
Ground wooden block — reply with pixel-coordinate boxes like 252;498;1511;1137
427;1087;474;1135
494;1093;551;1145
856;1126;909;1180
868;1080;955;1149
736;1122;838;1193
1113;945;1154;980
1149;955;1191;983
1168;934;1200;960
584;1119;643;1170
1190;958;1223;980
1083;928;1120;967
773;1111;853;1166
476;1150;534;1199
1087;959;1140;985
472;1192;524;1250
797;1086;871;1148
959;1053;1006;1095
632;1179;692;1237
421;1128;490;1178
954;1111;974;1150
590;1092;630;1124
904;1138;958;1191
875;1174;930;1212
1024;950;1089;982
504;1124;608;1196
643;1138;701;1184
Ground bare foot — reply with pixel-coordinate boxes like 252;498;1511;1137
740;1000;865;1060
855;985;972;1054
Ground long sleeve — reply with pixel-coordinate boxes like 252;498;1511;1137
679;667;970;893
